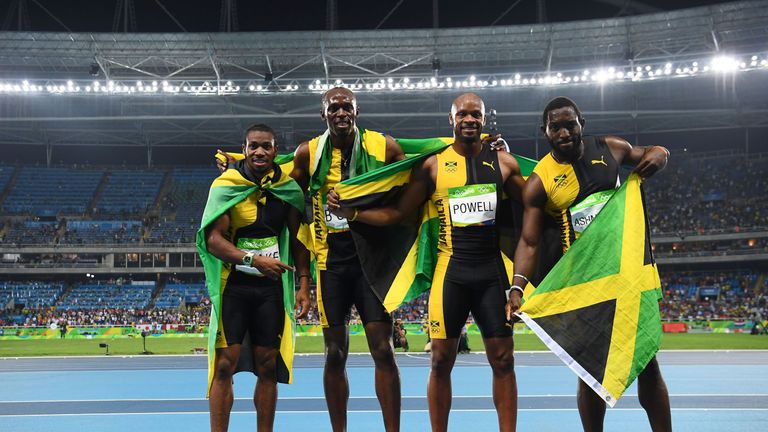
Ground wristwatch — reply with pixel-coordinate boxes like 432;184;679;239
242;252;255;267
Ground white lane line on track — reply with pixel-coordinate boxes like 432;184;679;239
3;408;768;418
2;393;767;404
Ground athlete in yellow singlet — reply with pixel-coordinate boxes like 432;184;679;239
205;124;311;432
328;93;526;432
292;88;406;432
509;97;672;432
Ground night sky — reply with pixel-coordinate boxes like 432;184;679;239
1;0;738;33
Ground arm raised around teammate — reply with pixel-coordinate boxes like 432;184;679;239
289;141;311;190
205;212;295;280
497;150;525;203
326;155;435;226
216;149;236;173
507;173;548;320
604;136;669;179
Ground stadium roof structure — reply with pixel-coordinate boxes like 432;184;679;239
0;0;767;164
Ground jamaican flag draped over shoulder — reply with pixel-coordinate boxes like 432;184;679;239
334;138;537;311
516;174;662;407
196;164;305;396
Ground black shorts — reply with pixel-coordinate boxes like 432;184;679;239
427;255;512;340
317;261;391;328
218;282;284;348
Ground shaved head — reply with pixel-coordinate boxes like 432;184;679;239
321;86;358;138
322;86;356;107
449;92;486;144
451;92;485;115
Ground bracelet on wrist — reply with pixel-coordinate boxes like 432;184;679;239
513;273;529;284
350;208;360;222
508;285;525;296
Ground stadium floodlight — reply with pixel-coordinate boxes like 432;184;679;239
711;55;739;72
1;52;766;97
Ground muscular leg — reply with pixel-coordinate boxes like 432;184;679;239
364;320;401;432
323;325;350;432
484;337;517;432
637;356;672;432
252;345;279;432
427;338;460;432
577;379;607;432
209;344;241;432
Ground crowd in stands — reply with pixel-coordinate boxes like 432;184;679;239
654;238;768;257
3;268;766;328
645;154;768;235
0;153;766;245
3;302;211;328
659;271;767;321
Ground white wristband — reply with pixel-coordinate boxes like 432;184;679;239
506;285;524;300
513;273;529;284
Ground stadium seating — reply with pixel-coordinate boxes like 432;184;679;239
646;155;768;235
0;165;15;194
659;270;763;321
146;167;215;243
57;281;155;310
93;170;165;217
2;220;59;245
0;281;65;309
3;167;102;216
154;282;208;309
59;220;142;244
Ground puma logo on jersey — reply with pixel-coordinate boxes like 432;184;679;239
591;156;608;166
482;160;496;171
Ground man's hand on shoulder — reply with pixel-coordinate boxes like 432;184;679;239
485;134;510;152
215;149;236;173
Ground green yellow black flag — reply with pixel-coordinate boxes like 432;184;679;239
517;174;662;407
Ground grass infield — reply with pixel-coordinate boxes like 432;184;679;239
1;333;768;357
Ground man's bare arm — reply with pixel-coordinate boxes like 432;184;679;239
604;136;668;179
328;157;435;226
205;212;294;280
291;141;311;190
498;151;525;203
287;206;311;319
384;135;406;163
507;173;548;320
205;213;245;264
